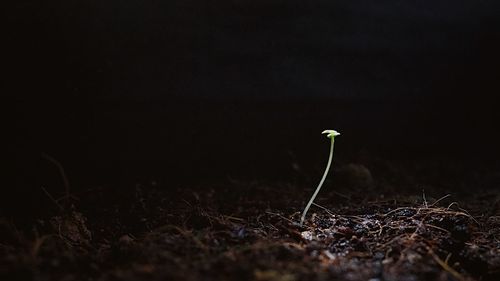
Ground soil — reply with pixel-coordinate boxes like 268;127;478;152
1;159;500;281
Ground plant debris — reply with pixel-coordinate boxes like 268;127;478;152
1;169;499;281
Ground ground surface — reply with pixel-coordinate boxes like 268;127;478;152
1;159;500;281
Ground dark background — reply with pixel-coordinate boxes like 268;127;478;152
6;1;500;206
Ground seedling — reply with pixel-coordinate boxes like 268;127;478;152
300;129;340;226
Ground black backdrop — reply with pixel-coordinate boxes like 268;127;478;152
7;1;500;191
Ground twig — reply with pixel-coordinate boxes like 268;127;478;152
223;215;245;222
265;211;295;225
446;202;459;210
425;224;451;234
383;207;417;217
41;152;72;203
446;202;480;225
457;206;480;225
41;186;64;211
422;189;428;208
312;202;336;217
427;247;466;281
430;194;451;207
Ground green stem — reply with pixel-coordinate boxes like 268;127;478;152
300;137;335;226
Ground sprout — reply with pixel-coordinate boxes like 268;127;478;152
300;129;341;226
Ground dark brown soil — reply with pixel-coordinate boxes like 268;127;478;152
1;161;500;281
